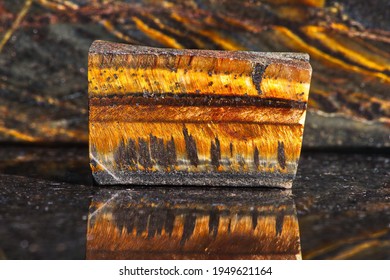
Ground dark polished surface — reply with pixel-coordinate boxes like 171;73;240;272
0;146;389;259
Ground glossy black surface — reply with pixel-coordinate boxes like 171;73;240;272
0;146;389;259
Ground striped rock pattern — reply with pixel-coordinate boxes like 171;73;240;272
88;41;312;188
0;0;388;147
87;188;300;260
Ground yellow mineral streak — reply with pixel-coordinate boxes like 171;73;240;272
0;0;33;53
99;19;140;45
305;229;390;260
262;0;324;7
274;26;390;83
0;126;38;142
169;12;244;50
132;17;184;49
302;26;390;72
195;29;244;51
88;61;310;102
262;63;311;101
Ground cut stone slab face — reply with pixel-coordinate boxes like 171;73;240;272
88;40;312;188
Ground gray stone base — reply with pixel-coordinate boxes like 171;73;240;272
92;170;294;188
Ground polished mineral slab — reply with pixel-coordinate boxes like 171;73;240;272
88;40;312;188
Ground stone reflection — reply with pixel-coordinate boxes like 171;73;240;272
86;187;301;259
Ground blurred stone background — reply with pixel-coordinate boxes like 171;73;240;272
0;0;389;147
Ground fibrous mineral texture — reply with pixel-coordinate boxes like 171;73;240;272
88;41;311;188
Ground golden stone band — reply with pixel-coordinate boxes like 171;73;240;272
88;40;312;188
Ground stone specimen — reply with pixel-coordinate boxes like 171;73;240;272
87;188;300;260
88;40;311;188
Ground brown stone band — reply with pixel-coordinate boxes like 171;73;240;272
89;94;307;110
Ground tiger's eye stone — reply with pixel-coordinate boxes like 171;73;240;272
88;40;312;188
87;188;301;260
